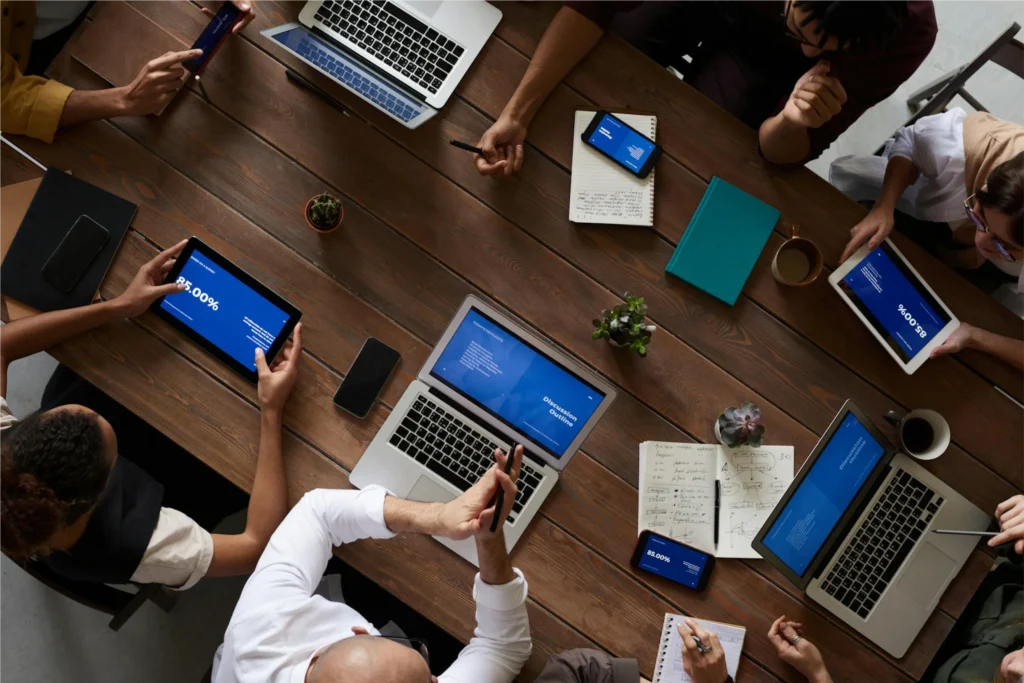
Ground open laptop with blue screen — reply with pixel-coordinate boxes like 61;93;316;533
262;1;501;129
351;295;617;565
752;400;987;657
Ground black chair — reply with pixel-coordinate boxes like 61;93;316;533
16;559;177;631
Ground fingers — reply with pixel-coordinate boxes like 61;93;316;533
996;496;1023;516
988;526;1022;548
513;144;524;172
792;90;830;122
841;233;868;263
254;347;270;376
146;239;189;274
160;258;177;274
155;281;187;297
929;341;953;359
677;622;697;652
147;50;202;72
287;323;303;362
1016;539;1023;555
494;470;517;516
768;616;784;639
805;75;847;106
231;1;255;32
475;154;508;176
686;617;711;642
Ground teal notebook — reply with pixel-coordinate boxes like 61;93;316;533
665;177;780;305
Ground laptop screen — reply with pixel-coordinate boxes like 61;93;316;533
762;412;887;575
429;308;606;459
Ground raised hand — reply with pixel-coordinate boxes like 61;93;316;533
114;239;189;317
436;445;522;540
118;50;201;116
841;206;895;262
782;61;847;130
989;494;1024;555
678;617;729;683
200;1;256;33
474;113;527;178
255;324;303;414
767;616;831;683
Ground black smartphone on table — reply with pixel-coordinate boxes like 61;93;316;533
40;215;110;293
183;2;243;73
631;530;715;591
580;110;663;179
333;338;401;418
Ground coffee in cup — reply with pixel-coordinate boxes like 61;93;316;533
771;224;823;287
884;409;950;460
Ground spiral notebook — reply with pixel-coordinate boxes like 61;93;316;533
654;614;745;683
570;111;656;226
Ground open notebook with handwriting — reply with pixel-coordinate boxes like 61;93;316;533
638;442;794;558
654;614;745;683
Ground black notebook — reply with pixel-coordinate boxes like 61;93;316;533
1;169;136;312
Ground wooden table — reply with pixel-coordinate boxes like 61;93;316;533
3;2;1022;681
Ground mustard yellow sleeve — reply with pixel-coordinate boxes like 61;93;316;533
1;50;73;144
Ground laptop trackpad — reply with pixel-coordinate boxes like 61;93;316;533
896;544;957;608
408;476;456;505
403;0;444;18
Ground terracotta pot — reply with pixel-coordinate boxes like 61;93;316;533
305;196;344;234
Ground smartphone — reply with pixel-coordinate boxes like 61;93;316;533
631;530;715;591
581;110;663;179
183;2;243;73
40;215;110;293
333;338;401;418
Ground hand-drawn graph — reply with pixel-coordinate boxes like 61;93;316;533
717;446;794;557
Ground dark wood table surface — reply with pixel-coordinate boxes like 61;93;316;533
3;2;1022;681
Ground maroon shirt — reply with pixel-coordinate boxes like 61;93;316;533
567;1;937;161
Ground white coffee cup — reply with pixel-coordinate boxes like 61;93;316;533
884;408;951;460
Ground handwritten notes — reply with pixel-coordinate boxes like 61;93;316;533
717;446;794;558
569;111;656;226
638;442;795;558
654;614;745;683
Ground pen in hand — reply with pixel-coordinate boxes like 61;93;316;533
449;139;485;155
488;444;519;533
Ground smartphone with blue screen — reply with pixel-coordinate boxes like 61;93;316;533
183;2;243;73
631;530;715;591
581;110;662;179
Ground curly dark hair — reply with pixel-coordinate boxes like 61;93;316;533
977;151;1024;246
792;1;909;50
1;409;112;559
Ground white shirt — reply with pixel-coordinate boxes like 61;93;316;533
0;397;214;589
211;487;532;683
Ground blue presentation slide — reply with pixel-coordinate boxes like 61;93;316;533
841;246;947;359
160;252;291;372
586;114;656;173
637;534;708;589
763;413;886;575
431;310;603;457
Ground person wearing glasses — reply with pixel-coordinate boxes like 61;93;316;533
472;1;934;174
833;109;1024;370
211;447;531;683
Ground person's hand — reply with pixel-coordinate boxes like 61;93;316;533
930;323;979;359
113;239;189;316
989;494;1024;555
678;618;729;683
116;50;201;116
435;445;522;540
255;323;303;414
1001;649;1024;683
200;1;256;34
781;61;847;130
474;113;527;177
768;616;831;683
841;206;895;262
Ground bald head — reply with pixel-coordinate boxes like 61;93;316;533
307;635;432;683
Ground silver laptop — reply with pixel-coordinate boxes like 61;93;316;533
262;0;501;129
752;400;989;658
351;295;617;565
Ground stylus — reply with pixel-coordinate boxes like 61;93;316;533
285;69;352;118
931;529;999;536
489;444;518;533
449;139;485;155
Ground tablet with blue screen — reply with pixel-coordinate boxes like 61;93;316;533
828;239;959;374
151;238;301;383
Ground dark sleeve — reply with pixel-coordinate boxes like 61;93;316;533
564;1;644;31
535;649;641;683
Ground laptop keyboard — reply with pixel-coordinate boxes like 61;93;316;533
820;469;944;619
388;394;544;523
293;35;422;122
315;0;465;95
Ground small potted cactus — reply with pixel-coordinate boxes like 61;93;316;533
592;292;656;357
715;401;764;448
305;192;344;233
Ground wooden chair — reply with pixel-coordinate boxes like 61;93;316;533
17;559;177;631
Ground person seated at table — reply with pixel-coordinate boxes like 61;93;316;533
211;447;532;683
832;109;1024;370
1;0;255;143
472;1;935;174
0;240;301;590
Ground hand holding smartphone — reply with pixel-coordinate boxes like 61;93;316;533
581;111;663;179
184;2;245;73
631;530;715;591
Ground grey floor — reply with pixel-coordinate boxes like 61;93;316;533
3;4;1024;681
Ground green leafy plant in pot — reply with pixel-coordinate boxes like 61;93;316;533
592;292;656;357
715;401;764;448
305;192;344;233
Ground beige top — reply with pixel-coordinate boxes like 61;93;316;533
963;112;1024;197
0;397;214;589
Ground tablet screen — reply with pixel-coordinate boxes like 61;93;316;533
838;243;951;363
160;248;293;372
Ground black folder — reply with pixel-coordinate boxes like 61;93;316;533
1;169;136;312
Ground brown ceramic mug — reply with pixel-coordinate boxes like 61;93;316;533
771;225;823;286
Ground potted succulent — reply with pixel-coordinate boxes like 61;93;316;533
715;401;764;448
305;192;344;233
592;292;656;357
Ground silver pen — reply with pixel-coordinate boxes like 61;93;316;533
931;529;998;536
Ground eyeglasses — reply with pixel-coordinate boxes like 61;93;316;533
377;635;430;667
781;1;821;48
964;194;1017;263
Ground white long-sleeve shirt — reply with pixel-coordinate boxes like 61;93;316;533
211;486;532;683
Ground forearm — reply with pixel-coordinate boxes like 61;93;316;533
243;410;289;543
1;298;125;367
966;328;1024;370
476;533;515;585
59;87;126;128
383;494;444;535
502;6;603;125
759;113;812;165
873;156;919;213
